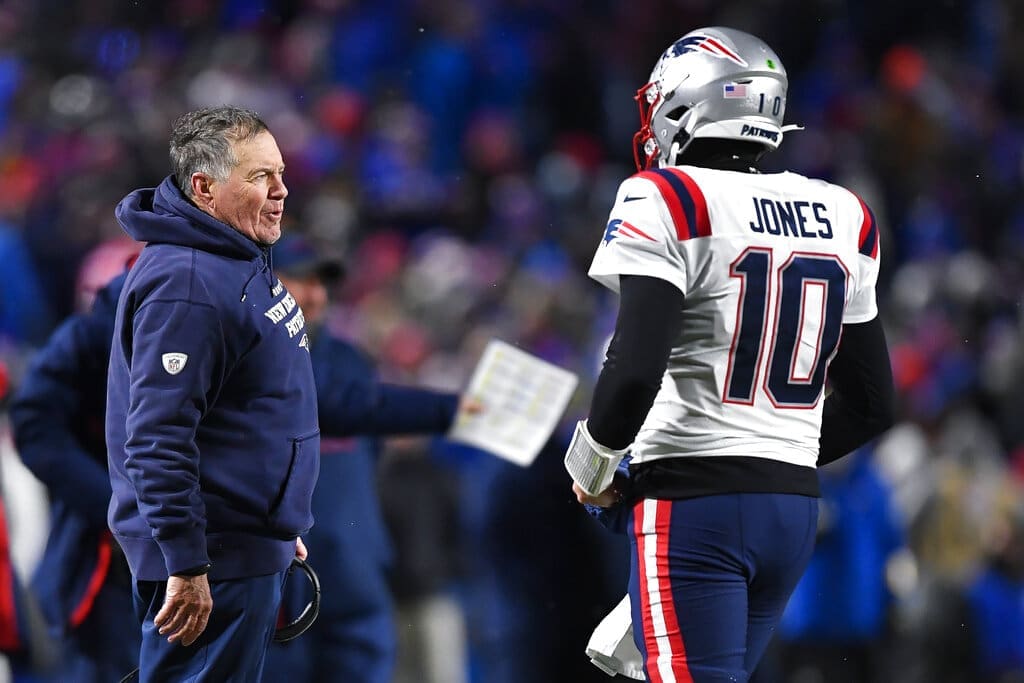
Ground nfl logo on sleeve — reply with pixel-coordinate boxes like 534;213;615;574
161;353;188;375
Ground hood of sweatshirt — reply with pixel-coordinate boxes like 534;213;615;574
115;175;276;300
115;175;264;261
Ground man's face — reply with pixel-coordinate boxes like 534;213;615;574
279;272;329;326
204;130;288;245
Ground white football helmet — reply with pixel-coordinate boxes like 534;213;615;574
633;27;795;170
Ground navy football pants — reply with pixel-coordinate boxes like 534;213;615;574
132;570;286;682
628;493;818;683
47;577;139;682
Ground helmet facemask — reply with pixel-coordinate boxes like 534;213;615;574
632;82;661;171
632;81;697;171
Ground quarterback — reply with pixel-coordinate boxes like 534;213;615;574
566;27;895;683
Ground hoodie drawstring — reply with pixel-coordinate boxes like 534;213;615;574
265;245;276;290
240;251;271;302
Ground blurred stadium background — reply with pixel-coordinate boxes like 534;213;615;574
1;0;1024;681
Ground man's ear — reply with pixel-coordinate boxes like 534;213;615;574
190;173;214;206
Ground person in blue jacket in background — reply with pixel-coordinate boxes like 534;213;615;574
9;269;136;683
963;497;1024;681
12;229;473;682
762;448;905;682
263;232;474;683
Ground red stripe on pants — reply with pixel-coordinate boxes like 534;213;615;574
636;499;693;683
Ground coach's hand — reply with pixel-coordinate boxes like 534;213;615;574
459;395;485;416
156;574;213;646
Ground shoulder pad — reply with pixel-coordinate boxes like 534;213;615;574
847;190;879;259
631;168;711;241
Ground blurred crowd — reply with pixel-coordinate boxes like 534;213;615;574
1;0;1024;681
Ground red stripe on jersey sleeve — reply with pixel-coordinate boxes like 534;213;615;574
636;170;690;241
664;168;712;238
852;192;879;259
619;221;657;241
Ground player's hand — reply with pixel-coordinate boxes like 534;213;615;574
573;481;621;508
458;395;485;416
295;536;308;561
155;574;212;646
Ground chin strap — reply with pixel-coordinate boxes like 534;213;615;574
668;140;684;166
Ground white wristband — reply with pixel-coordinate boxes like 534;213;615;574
564;420;628;496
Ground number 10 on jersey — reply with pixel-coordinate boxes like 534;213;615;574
724;248;847;408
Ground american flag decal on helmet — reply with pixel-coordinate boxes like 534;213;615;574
724;83;749;98
668;35;748;67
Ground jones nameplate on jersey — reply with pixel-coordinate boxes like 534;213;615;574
749;196;833;239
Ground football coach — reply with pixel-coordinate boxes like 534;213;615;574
105;105;318;682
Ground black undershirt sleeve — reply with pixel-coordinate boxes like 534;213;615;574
588;275;685;450
817;316;896;466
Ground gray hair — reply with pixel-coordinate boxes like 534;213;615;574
169;106;269;198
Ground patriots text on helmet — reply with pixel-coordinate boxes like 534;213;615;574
739;124;779;142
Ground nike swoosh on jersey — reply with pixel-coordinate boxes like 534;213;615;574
623;194;646;202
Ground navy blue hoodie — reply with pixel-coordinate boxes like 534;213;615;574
106;176;319;582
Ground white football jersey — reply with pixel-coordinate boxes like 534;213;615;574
589;165;880;468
